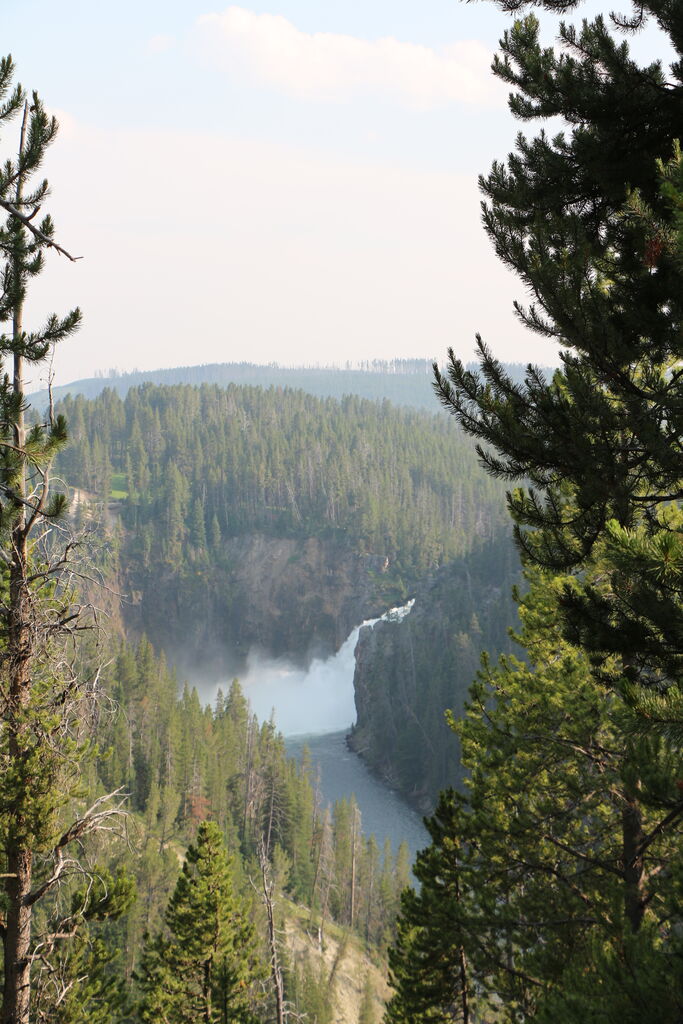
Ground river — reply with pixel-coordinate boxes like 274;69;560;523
285;731;429;861
229;603;429;861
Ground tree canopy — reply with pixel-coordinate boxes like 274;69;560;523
389;0;683;1020
137;821;262;1024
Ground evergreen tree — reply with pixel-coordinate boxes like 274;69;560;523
137;821;264;1023
31;867;136;1024
386;571;683;1022
433;0;683;702
385;795;471;1024
0;56;129;1024
417;2;683;1010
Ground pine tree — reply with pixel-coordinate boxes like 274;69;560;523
137;820;264;1024
31;867;136;1024
385;794;471;1024
386;569;683;1021
426;3;683;1003
0;57;128;1024
432;0;683;695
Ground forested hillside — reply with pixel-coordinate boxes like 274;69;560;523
99;638;412;955
26;634;409;1022
56;382;511;672
31;358;547;414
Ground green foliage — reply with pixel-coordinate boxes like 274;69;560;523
534;923;683;1024
0;54;108;1024
386;572;683;1023
385;794;470;1024
54;382;511;666
32;867;136;1024
58;383;506;574
38;939;130;1024
80;635;409;1012
393;2;683;1018
433;0;683;704
137;821;263;1023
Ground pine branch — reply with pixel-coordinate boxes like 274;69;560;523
0;197;80;261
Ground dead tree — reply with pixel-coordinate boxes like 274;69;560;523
256;838;286;1024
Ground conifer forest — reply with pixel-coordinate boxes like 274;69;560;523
3;0;683;1019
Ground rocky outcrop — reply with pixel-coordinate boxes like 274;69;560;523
219;534;387;659
349;533;522;811
122;533;391;679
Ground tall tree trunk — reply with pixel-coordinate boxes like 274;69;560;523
3;100;33;1024
622;788;646;933
203;957;212;1024
4;530;33;1024
350;805;357;929
458;943;470;1024
259;843;285;1024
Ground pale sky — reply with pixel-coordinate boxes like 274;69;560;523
1;0;671;386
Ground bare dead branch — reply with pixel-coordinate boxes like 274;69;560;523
26;790;128;908
0;197;80;261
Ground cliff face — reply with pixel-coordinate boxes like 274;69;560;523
121;533;391;678
349;533;522;811
219;534;387;658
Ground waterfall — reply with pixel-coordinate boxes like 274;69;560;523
233;599;414;736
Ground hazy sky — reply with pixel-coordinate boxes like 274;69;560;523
1;0;670;386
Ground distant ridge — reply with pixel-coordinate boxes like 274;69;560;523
28;358;555;413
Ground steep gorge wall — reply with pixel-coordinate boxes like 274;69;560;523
58;380;515;688
121;532;392;679
349;532;522;811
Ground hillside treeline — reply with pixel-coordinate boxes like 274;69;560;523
57;382;508;577
32;358;546;414
52;383;513;670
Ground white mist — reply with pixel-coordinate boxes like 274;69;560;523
227;600;414;736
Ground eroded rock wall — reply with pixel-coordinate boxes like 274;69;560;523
122;533;390;678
